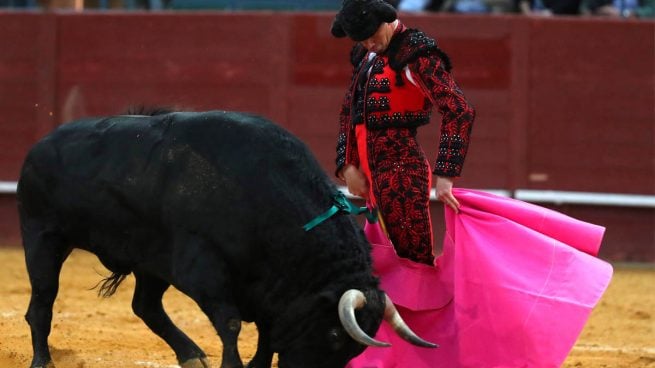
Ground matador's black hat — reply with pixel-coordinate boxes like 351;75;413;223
331;0;398;42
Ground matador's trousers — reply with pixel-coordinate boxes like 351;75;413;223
355;124;435;265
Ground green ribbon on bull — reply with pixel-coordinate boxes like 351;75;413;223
303;192;378;232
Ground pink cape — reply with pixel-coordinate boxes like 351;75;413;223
348;189;613;368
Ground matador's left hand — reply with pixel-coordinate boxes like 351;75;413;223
435;176;460;213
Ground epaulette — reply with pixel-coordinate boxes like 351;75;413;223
387;29;452;73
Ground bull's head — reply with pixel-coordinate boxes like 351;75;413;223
274;288;436;368
338;289;438;348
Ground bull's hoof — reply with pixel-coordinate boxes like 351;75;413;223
30;360;55;368
180;357;211;368
31;360;55;368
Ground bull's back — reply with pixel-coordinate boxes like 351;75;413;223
18;111;333;233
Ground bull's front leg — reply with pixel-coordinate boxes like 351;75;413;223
131;271;209;367
200;303;244;368
246;322;273;368
171;232;244;368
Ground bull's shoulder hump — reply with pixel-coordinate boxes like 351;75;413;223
172;110;272;126
169;111;286;135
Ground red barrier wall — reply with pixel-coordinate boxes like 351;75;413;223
0;11;653;261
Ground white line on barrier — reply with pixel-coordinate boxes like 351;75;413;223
339;185;655;208
0;181;17;194
338;186;512;200
515;189;655;208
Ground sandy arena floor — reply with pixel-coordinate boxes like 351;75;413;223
0;247;653;368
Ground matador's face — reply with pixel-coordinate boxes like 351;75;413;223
359;22;395;54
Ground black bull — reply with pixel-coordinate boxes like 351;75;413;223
17;111;435;368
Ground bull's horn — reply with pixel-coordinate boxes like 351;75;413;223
338;289;391;347
383;293;439;348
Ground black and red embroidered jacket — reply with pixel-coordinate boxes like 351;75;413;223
335;24;475;178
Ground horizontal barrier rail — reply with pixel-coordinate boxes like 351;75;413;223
0;181;16;194
338;186;655;208
514;189;655;208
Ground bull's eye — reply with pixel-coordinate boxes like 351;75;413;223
327;327;345;350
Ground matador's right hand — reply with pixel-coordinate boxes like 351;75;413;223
339;164;369;199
